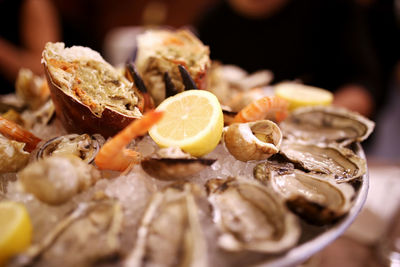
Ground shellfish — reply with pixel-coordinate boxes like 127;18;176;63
135;29;210;105
254;161;355;225
141;147;216;181
280;106;375;146
223;120;282;162
10;197;123;267
279;140;366;182
18;156;101;205
36;133;102;163
124;183;208;267
42;42;143;138
206;178;300;253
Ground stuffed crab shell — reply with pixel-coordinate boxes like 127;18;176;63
42;42;142;137
135;29;210;105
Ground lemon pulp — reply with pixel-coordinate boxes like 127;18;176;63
149;90;223;157
275;83;333;111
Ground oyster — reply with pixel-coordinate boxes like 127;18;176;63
206;178;300;253
280;140;366;182
124;183;208;267
36;133;102;163
18;156;101;205
223;120;282;162
141;147;216;181
254;162;355;225
280;106;375;145
10;197;123;267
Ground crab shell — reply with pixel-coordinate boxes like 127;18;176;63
44;67;140;138
223;120;282;162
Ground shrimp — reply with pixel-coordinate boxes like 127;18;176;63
0;116;42;152
95;110;164;172
233;96;289;124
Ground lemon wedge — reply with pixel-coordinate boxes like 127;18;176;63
0;201;32;265
275;83;333;111
149;90;224;157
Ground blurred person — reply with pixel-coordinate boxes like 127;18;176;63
196;0;381;117
0;0;60;94
355;0;400;110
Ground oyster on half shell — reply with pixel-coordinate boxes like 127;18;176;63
206;178;300;253
254;162;355;225
141;147;216;181
279;140;366;182
124;183;208;267
280;106;375;146
11;197;123;267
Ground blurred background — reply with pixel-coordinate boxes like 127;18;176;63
0;0;400;266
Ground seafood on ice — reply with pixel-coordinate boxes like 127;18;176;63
0;32;377;267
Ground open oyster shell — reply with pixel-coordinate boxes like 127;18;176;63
11;197;123;267
36;133;102;163
279;140;366;182
141;147;216;181
223;120;282;162
280;106;375;146
206;177;300;253
124;183;208;267
254;162;355;225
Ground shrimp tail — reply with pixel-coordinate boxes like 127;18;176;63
233;96;288;124
95;110;164;171
0;116;42;152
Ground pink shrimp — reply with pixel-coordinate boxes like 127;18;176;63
95;110;164;172
233;96;289;124
0;116;42;152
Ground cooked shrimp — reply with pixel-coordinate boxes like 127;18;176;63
95;110;164;171
0;116;42;152
233;96;289;124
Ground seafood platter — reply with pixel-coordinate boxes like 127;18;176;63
0;29;375;267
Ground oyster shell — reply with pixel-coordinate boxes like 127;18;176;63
206;178;300;253
223;120;282;162
280;106;375;146
11;197;123;267
36;133;102;163
279;140;366;182
124;183;208;267
0;135;30;174
141;147;216;181
254;162;355;225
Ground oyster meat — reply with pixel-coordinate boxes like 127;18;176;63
279;140;366;182
254;161;355;225
206;178;300;253
280;106;375;145
223;120;282;162
124;183;208;267
36;133;102;163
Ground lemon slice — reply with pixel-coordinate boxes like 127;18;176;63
0;201;32;265
275;83;333;111
149;90;224;157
